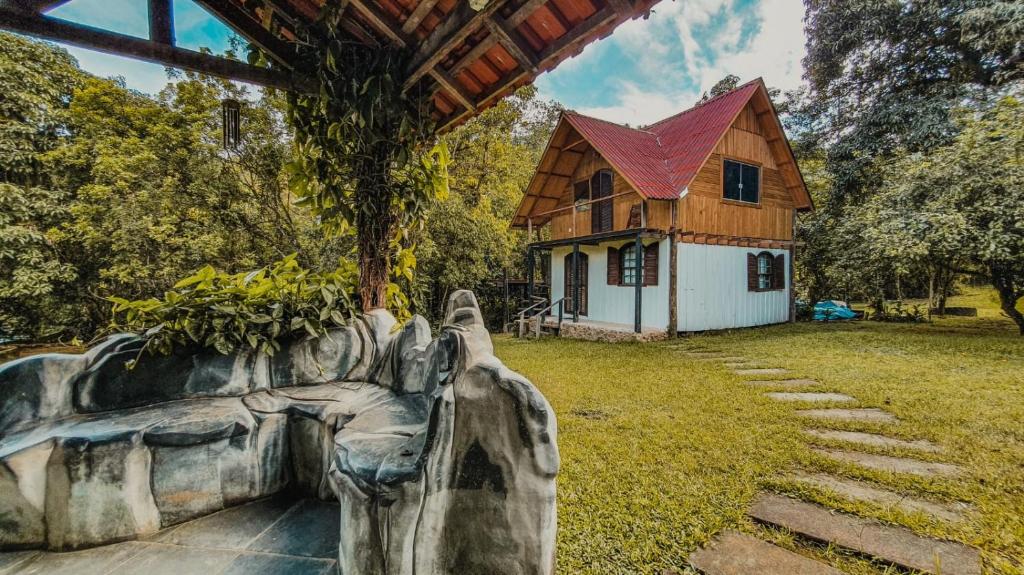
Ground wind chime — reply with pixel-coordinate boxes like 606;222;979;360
221;98;241;150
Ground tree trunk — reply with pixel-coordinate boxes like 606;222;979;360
991;265;1024;335
354;147;397;312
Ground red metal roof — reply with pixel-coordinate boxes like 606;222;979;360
564;79;762;199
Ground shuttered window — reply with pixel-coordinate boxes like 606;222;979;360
617;242;658;286
747;251;785;291
724;159;759;204
590;170;613;233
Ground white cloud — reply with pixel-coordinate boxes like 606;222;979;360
544;0;807;126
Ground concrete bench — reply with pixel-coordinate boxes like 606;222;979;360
0;291;558;574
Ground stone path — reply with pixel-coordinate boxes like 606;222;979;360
734;368;789;376
766;392;856;403
803;429;942;453
748;494;980;575
0;496;340;575
688;531;842;575
745;378;819;387
796;408;899;423
676;347;977;575
812;448;963;477
790;472;969;522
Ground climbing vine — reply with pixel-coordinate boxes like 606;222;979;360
286;4;450;316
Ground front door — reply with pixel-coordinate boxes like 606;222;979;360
564;252;588;316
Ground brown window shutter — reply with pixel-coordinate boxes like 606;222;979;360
773;253;785;290
643;242;659;286
627;204;642;228
747;253;758;291
607;247;620;285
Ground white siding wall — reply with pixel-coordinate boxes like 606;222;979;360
550;239;670;329
676;243;790;331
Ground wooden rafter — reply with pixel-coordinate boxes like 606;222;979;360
147;0;173;45
404;0;508;90
347;0;408;47
538;7;615;62
193;0;296;69
0;7;306;91
485;17;538;74
429;67;476;113
400;0;438;34
0;0;70;12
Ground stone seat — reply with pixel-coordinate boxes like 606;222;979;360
0;291;560;575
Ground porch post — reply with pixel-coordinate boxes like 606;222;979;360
572;242;580;323
573;240;581;323
527;247;535;300
634;232;642;333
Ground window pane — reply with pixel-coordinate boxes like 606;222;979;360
574;181;589;203
741;164;759;203
723;160;742;200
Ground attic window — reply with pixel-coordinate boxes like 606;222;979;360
723;159;759;204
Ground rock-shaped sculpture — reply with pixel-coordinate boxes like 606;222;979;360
0;290;558;575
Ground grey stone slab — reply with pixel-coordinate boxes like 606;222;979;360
745;379;820;388
0;550;40;574
247;500;340;559
724;362;763;369
150;495;299;549
749;493;980;575
680;351;727;358
107;543;240;575
804;429;942;453
689;530;842;575
696;356;748;362
813;448;963;477
790;472;969;522
15;542;149;575
221;552;337;575
767;392;856;403
734;368;789;375
796;408;898;423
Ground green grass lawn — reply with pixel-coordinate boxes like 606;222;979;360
493;288;1024;575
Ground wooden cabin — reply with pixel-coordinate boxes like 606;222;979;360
511;78;813;334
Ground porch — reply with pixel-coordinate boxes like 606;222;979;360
519;228;670;336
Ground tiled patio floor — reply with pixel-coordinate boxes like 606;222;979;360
0;496;340;575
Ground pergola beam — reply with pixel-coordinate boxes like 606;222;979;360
147;0;173;45
192;0;296;69
0;7;306;91
429;67;476;113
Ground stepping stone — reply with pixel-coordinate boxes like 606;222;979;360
796;408;898;423
813;448;963;478
790;472;969;522
767;392;856;403
681;351;727;358
746;379;820;388
695;356;747;362
748;493;980;575
735;368;788;375
804;429;941;453
688;530;842;575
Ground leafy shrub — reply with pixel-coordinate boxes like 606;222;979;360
866;300;927;323
108;254;358;358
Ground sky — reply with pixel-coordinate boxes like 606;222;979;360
47;0;808;125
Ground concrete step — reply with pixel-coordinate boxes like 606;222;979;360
688;530;842;575
748;493;980;575
790;471;970;522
